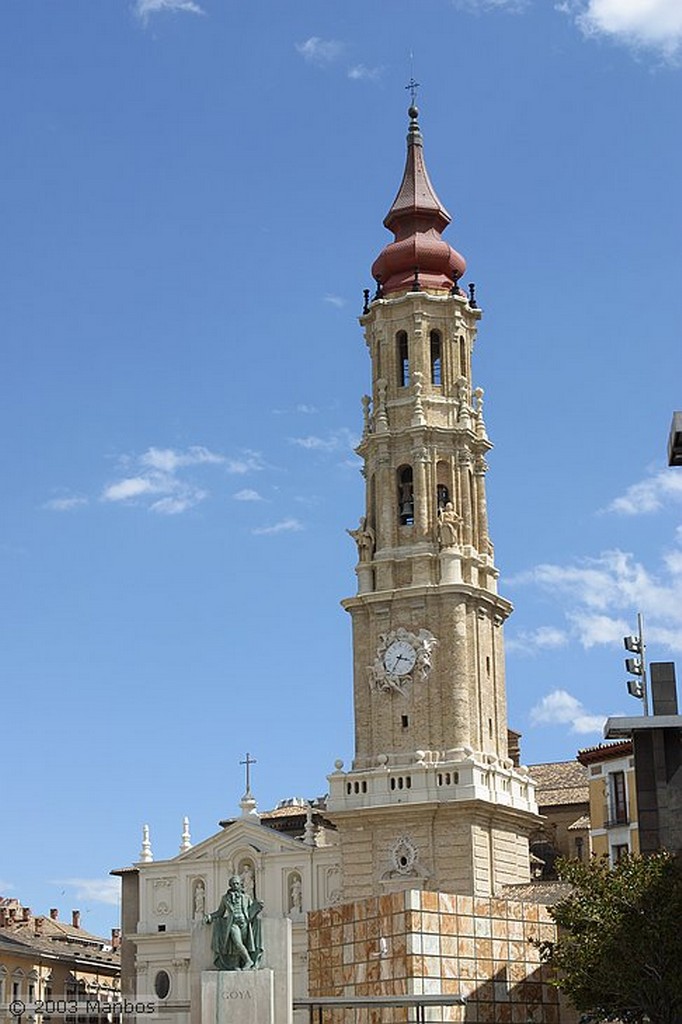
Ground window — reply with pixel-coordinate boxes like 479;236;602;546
436;484;450;510
397;466;414;525
430;331;442;385
397;331;409;387
154;971;171;1000
609;771;628;825
459;336;467;378
612;843;629;863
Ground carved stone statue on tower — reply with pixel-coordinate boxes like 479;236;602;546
437;502;462;548
347;516;375;562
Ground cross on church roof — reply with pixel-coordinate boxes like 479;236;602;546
405;76;419;106
240;752;257;794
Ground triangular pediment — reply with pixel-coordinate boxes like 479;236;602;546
172;817;305;865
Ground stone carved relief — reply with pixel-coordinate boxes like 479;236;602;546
368;627;439;696
153;878;173;916
382;835;428;881
390;835;418;875
325;866;342;907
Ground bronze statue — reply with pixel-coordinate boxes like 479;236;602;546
205;875;263;970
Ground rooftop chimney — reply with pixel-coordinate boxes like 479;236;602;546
8;908;17;922
50;908;59;921
111;928;121;950
72;910;81;929
0;908;7;927
22;907;31;922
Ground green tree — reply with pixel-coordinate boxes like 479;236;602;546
537;852;682;1024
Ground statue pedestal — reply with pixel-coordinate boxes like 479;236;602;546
355;563;374;594
202;970;274;1024
194;919;292;1024
439;549;462;584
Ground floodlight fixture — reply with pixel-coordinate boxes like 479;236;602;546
626;678;644;700
623;612;648;715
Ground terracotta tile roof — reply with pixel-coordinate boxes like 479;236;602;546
577;740;632;765
0;928;119;968
528;760;589;807
501;881;573;906
568;814;590;831
261;804;309;819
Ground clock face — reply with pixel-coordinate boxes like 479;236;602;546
384;639;417;676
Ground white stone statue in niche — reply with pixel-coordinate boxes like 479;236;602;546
437;502;462;549
288;874;303;916
192;880;205;918
238;861;255;898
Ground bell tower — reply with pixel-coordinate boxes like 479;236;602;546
327;106;538;899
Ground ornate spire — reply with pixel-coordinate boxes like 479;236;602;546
371;105;466;296
179;816;192;853
139;823;153;863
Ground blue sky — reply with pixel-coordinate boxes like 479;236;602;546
2;0;681;937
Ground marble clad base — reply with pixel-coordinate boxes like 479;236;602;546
259;918;292;1024
202;970;274;1024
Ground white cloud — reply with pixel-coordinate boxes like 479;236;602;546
56;877;121;907
295;37;344;66
252;518;304;536
43;496;88;512
574;0;682;57
101;445;231;514
511;547;682;653
134;0;204;24
506;625;569;655
453;0;528;12
604;469;682;515
566;611;632;648
530;689;606;734
0;879;14;892
323;294;347;309
102;476;159;502
149;492;206;515
225;451;265;474
272;404;318;416
289;428;358;453
233;489;263;502
347;64;383;82
139;446;223;473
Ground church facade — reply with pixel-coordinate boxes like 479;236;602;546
115;105;576;1023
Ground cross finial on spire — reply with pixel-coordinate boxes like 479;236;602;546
240;752;257;795
405;76;419;106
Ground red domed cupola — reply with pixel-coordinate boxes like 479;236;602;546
371;106;466;296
